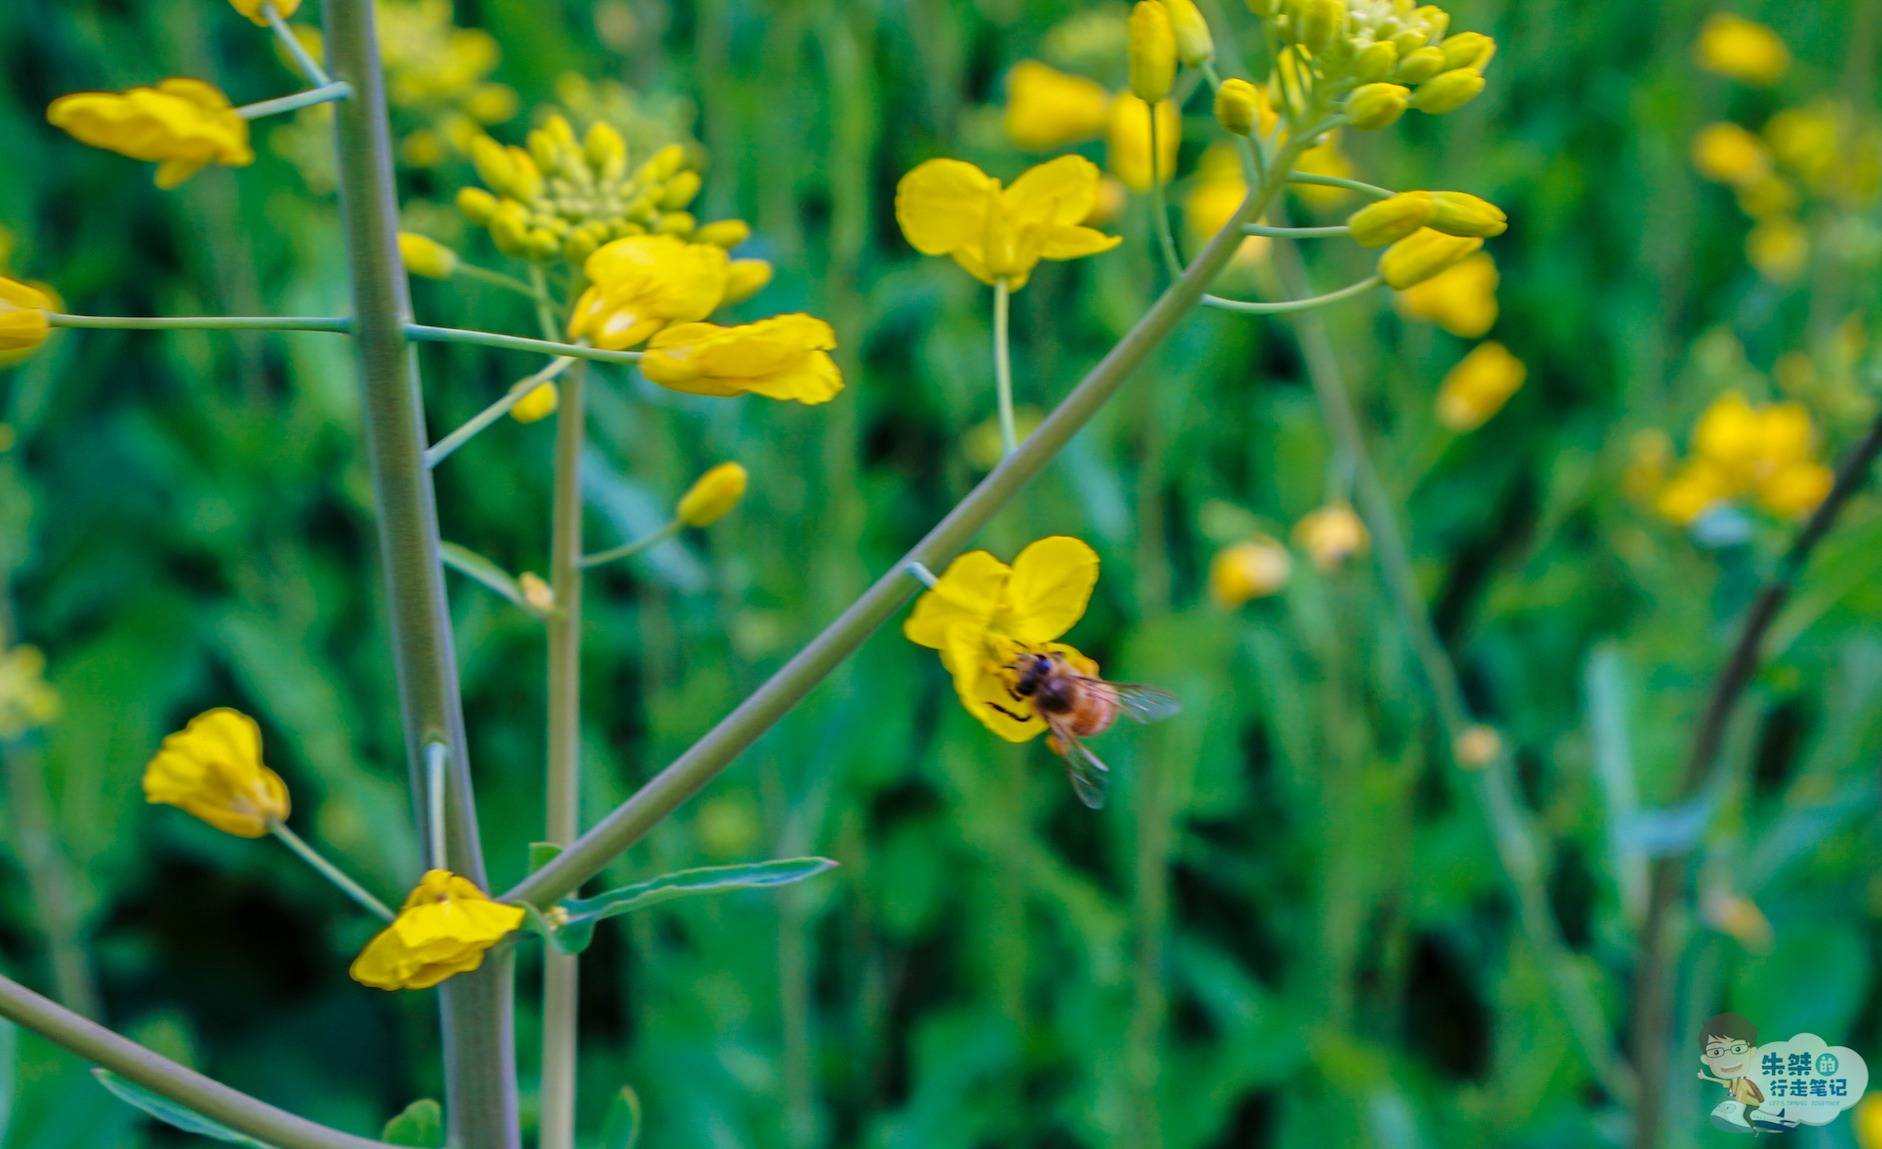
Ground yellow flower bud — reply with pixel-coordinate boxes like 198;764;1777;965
1694;13;1790;87
470;136;515;195
1354;41;1399;83
350;870;524;991
1394;45;1447;85
1379;229;1485;289
456;186;499;225
1293;504;1369;572
1213;78;1263;136
1209;538;1292;607
518;572;555;615
1454;724;1503;769
1128;1;1178;103
142;709;290;838
1692;122;1771;187
584;121;627;177
1297;0;1345;53
1436;341;1526;432
1426;192;1507;238
398;232;459;279
661;170;703;210
510;380;559;423
0;277;54;359
1347;192;1435;247
1409;69;1486;114
677;462;748;527
229;0;301;26
1162;0;1214;66
1440;32;1496;71
695;219;752;248
1347;82;1410;130
721;259;774;306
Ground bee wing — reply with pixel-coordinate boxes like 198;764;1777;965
1083;679;1183;724
1046;718;1111;811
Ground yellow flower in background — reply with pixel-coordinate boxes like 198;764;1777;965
721;259;774;306
1126;1;1177;103
1655;392;1834;524
143;709;290;838
1437;341;1527;431
1746;217;1807;283
398;232;460;279
1395;252;1498;338
1453;725;1504;769
1694;13;1790;87
1184;145;1270;265
1290;137;1356;210
567;235;729;350
1209;538;1292;607
0;278;54;361
349;870;524;991
1003;61;1112;151
1766;101;1882;205
904;536;1100;742
1294;505;1370;572
509;381;559;423
641;314;843;405
1107;95;1181;191
896;156;1120;289
0;645;60;740
677;463;748;526
1691;122;1770;187
1854;1094;1882;1149
228;0;300;24
49;79;254;188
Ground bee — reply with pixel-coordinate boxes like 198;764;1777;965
1002;649;1181;810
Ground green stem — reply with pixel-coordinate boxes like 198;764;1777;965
1146;103;1184;281
0;973;394;1149
455;263;546;300
405;324;641;367
1286;172;1395;199
580;520;682;569
507;138;1312;910
2;744;101;1018
424;357;575;469
321;1;516;1145
426;743;449;870
236;81;353;121
539;360;587;1149
268;822;394;920
1244;223;1350;238
1203;275;1382;315
993;278;1017;456
264;3;332;85
48;313;350;334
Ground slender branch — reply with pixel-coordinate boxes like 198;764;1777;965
264;3;333;86
236;81;353;120
1146;102;1184;282
1287;172;1395;199
1244;223;1350;238
0;973;394;1149
456;263;545;300
1204;275;1382;315
321;1;516;1145
580;520;681;569
269;821;394;920
424;357;575;469
993;279;1017;456
507;137;1312;910
1629;407;1882;1149
49;313;351;334
404;324;641;367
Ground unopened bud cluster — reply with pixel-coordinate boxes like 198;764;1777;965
1254;0;1494;128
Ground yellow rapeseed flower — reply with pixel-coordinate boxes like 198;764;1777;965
1453;725;1504;769
48;79;254;189
1656;391;1834;524
1854;1094;1882;1149
398;232;460;279
1209;538;1292;607
1183;145;1270;265
1746;217;1807;283
1107;95;1182;192
677;462;748;526
1294;505;1370;572
143;708;290;838
1213;78;1266;136
1127;1;1177;102
896;156;1120;288
1003;61;1112;151
349;869;524;991
1692;122;1770;187
1379;229;1485;290
904;536;1101;742
1163;0;1215;67
1437;341;1526;431
0;278;54;361
1695;13;1790;87
567;235;729;350
228;0;300;24
510;381;559;423
0;645;60;740
640;314;844;405
1395;252;1498;338
1348;190;1512;247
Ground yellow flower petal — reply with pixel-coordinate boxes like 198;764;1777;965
142;708;290;838
895;159;997;256
903;550;1011;650
1001;536;1100;645
48;78;253;187
1002;155;1105;229
641;314;843;404
350;870;524;991
1004;62;1113;151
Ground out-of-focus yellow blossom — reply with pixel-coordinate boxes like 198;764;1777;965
1746;217;1807;283
349;869;524;991
1702;889;1773;951
1213;78;1268;137
1437;341;1526;431
228;0;299;24
1210;538;1292;607
1655;391;1834;524
721;260;773;307
567;235;728;350
0;645;60;740
1347;82;1411;130
1734;174;1799;219
1264;3;1491;122
966;407;1045;471
677;463;748;526
641;315;844;405
1127;1;1177;103
1163;0;1214;66
1380;230;1485;290
143;709;290;838
1290;137;1356;210
1855;1094;1882;1149
1294;505;1370;572
1766;101;1882;205
49;79;253;189
1454;724;1503;769
1395;252;1498;338
518;572;555;615
1107;95;1181;192
904;537;1101;742
1624;429;1674;503
0;278;54;361
1694;13;1790;87
398;232;460;279
1184;145;1271;265
896;156;1120;288
510;381;559;423
1348;191;1508;247
1003;61;1112;151
1691;122;1770;187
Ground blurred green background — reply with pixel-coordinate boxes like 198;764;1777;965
1;0;1880;1146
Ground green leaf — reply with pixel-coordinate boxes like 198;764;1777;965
528;841;564;872
91;1071;272;1147
599;1085;641;1149
549;858;837;954
439;542;529;609
381;1099;444;1147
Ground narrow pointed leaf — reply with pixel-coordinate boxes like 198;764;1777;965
600;1085;642;1149
92;1071;273;1147
381;1099;444;1147
545;858;837;954
439;542;528;608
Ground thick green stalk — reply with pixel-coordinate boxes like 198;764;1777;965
507;140;1307;909
540;363;587;1149
320;1;517;1146
0;973;393;1149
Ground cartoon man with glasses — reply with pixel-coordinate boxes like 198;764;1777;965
1699;1012;1797;1134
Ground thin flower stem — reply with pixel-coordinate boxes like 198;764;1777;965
507;136;1314;911
904;561;939;588
0;974;396;1149
1203;275;1382;315
268;821;394;920
580;520;682;569
424;358;575;469
993;279;1018;456
236;81;353;120
49;312;351;334
1146;104;1185;282
1287;172;1395;199
529;265;562;343
404;324;641;367
264;3;333;86
456;263;544;299
1244;223;1350;239
426;742;449;871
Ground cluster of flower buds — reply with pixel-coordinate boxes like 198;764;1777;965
457;114;744;266
1252;0;1494;130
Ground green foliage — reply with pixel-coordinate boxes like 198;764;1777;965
92;1072;270;1148
381;1099;444;1148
